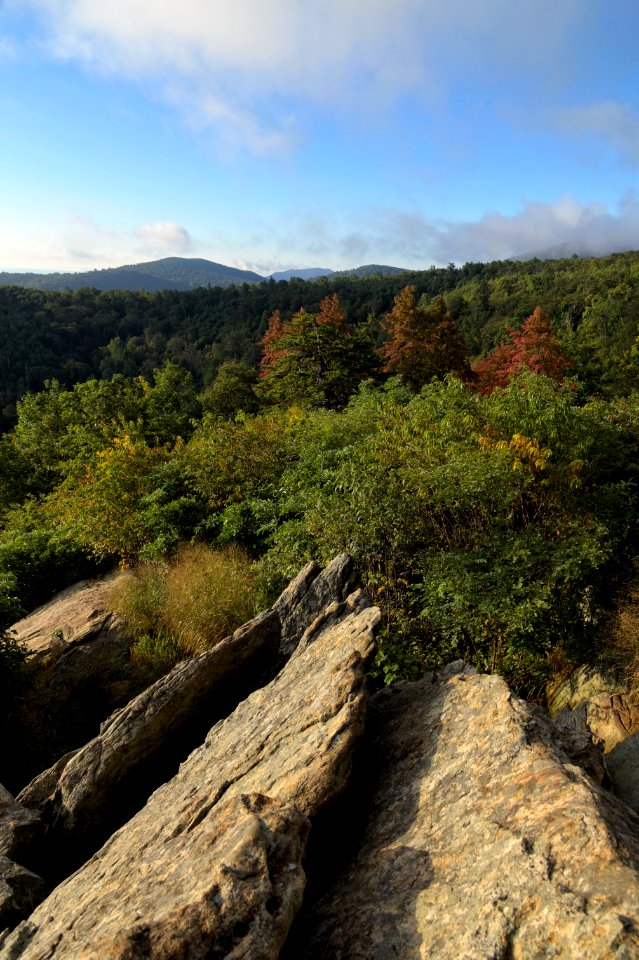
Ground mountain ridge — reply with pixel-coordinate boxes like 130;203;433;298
0;257;409;293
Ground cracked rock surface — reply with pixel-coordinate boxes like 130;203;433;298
297;663;639;959
0;592;379;958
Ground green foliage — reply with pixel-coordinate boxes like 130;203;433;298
199;360;260;419
256;374;635;694
143;362;201;443
44;436;202;563
12;376;148;491
0;630;27;704
0;502;97;628
258;295;377;408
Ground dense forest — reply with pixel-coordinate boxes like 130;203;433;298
2;251;639;739
3;250;639;428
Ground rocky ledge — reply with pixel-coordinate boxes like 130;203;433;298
2;557;639;958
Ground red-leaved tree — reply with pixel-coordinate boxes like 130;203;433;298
472;307;572;395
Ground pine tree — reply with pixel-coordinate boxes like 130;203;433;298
258;295;375;408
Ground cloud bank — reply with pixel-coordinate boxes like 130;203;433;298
249;194;639;269
20;0;583;152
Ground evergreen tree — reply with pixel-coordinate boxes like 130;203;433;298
472;307;572;395
258;295;375;408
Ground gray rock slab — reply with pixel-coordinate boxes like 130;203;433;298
297;665;639;959
17;609;281;860
0;788;43;932
2;795;307;960
606;732;639;814
8;573;126;661
275;553;356;655
0;594;380;958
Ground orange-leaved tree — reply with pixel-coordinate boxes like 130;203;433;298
472;307;572;395
379;287;469;390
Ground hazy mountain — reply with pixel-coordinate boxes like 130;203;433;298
0;256;410;293
0;257;264;293
270;267;334;281
331;264;410;278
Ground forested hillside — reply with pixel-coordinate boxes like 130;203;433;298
1;251;639;741
2;251;639;427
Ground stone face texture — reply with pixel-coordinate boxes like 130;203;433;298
275;553;356;655
0;787;40;863
0;787;44;931
0;597;379;958
2;794;308;960
606;732;639;814
298;667;639;959
17;609;281;848
548;666;639;752
9;573;126;662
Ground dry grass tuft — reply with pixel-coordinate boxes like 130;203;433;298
111;544;259;674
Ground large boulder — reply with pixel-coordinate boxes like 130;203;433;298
294;662;639;959
0;591;380;958
5;574;133;791
9;574;127;663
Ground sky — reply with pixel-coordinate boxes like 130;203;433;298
0;1;638;275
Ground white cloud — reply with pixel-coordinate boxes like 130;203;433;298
19;0;583;152
368;195;639;264
256;194;639;268
556;100;639;166
0;214;196;271
2;195;637;275
133;221;193;256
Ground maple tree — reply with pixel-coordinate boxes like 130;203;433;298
472;307;572;395
379;287;469;389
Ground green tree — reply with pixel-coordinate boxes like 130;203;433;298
258;295;376;408
199;361;259;419
143;363;201;443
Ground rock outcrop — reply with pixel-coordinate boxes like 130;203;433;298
548;665;639;752
16;609;282;872
0;787;43;931
15;556;361;875
0;591;380;957
5;574;134;793
5;557;639;958
9;574;126;663
294;662;639;958
548;665;639;816
274;553;356;656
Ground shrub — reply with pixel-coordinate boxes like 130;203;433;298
111;543;259;665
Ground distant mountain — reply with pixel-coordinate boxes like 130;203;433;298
0;257;264;293
270;267;334;281
331;264;410;278
511;241;639;262
0;257;411;294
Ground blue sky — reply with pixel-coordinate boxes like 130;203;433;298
0;0;638;274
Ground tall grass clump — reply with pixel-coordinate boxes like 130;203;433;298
111;543;259;676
